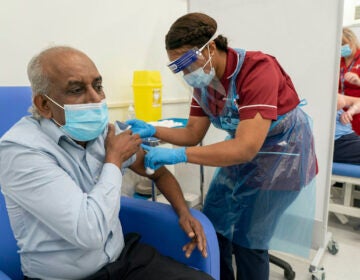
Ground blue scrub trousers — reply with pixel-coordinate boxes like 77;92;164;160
217;233;269;280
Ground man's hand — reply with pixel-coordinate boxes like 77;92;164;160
178;211;208;258
105;124;142;168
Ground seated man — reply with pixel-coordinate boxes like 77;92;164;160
0;46;213;280
334;93;360;164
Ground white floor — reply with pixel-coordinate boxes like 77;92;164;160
269;214;360;280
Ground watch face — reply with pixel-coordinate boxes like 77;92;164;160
142;137;160;147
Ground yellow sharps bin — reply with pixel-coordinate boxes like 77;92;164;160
132;70;162;122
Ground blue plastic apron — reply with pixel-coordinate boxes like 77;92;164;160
201;49;317;257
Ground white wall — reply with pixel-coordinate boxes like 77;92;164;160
344;0;360;41
343;0;360;26
189;0;344;250
0;0;190;121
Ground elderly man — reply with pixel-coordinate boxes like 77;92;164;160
0;46;213;280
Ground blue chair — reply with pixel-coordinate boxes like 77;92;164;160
0;272;10;280
0;86;220;280
0;86;32;137
330;162;360;223
0;191;22;280
120;196;219;278
0;86;32;280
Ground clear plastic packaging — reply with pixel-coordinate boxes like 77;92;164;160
127;104;136;120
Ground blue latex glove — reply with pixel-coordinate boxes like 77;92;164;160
125;119;156;138
142;145;187;171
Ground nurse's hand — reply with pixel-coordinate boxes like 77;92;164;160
125;119;156;138
142;145;187;170
178;211;208;258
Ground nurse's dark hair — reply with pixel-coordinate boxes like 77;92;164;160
165;12;228;52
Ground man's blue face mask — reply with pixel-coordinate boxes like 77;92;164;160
341;44;352;58
46;95;109;141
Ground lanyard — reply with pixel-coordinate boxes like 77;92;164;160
340;57;358;93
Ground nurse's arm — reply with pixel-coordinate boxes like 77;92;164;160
337;93;360;114
154;116;211;146
185;113;271;167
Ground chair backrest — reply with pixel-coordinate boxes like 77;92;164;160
0;192;23;280
0;86;32;137
0;86;32;280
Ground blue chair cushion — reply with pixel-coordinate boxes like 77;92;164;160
332;162;360;178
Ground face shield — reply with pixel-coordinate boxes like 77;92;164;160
167;33;226;97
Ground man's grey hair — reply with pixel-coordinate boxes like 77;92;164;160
27;45;78;119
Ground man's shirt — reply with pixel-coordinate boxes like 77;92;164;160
0;116;135;280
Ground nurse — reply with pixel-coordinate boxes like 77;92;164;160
127;12;317;280
339;27;360;135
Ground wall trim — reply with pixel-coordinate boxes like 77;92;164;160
108;97;189;109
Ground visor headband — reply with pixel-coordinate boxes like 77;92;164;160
167;32;218;74
168;49;199;73
199;32;218;51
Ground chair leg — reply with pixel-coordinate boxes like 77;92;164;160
269;254;296;280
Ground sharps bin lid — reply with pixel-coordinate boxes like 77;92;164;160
132;70;162;87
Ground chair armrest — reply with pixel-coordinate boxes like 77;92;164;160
0;271;11;280
119;196;219;280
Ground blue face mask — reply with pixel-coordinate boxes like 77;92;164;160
341;44;352;58
46;96;109;141
183;55;215;88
